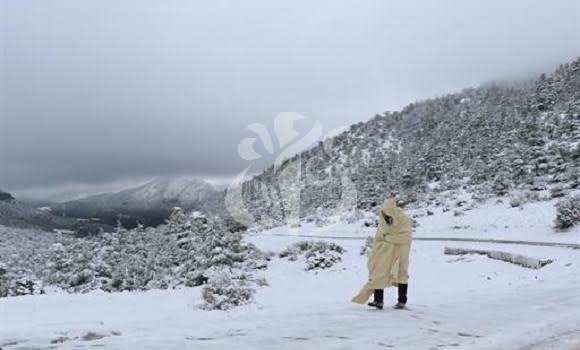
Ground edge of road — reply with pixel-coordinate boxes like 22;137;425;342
255;233;580;249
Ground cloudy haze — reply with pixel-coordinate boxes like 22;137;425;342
1;0;579;199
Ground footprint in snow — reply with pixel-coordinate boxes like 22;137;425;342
433;343;460;348
226;329;248;337
185;336;215;341
282;336;309;341
457;332;481;338
80;332;108;342
50;337;70;344
323;335;350;340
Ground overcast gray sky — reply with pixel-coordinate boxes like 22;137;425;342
1;0;579;199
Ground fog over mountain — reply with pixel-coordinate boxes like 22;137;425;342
1;0;579;199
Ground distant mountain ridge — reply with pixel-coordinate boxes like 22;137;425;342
52;176;218;228
124;176;216;206
0;189;110;233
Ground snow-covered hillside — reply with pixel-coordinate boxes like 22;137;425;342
130;176;216;204
1;199;579;350
50;176;218;227
230;58;580;229
0;189;94;232
60;176;217;209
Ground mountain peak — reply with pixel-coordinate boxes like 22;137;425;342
52;175;219;228
132;176;216;204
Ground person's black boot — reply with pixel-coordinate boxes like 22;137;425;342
368;289;384;309
394;284;408;309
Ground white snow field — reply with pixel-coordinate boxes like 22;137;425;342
1;199;580;350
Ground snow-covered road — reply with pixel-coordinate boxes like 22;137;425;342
263;232;580;249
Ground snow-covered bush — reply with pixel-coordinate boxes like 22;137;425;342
0;210;269;309
0;262;42;297
280;241;345;270
471;189;495;203
411;210;426;218
550;185;567;199
9;277;42;296
509;195;524;208
200;268;256;310
339;209;364;224
509;190;544;208
554;195;580;230
314;216;335;228
360;236;373;256
363;218;378;228
0;262;10;297
492;176;511;196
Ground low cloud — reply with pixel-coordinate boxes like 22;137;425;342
1;0;579;198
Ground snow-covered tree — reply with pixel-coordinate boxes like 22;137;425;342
200;268;256;310
280;241;345;270
0;211;269;310
554;195;580;230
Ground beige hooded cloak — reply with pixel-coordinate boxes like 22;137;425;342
352;198;412;304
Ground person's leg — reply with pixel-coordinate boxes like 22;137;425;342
374;289;384;303
368;289;384;309
397;284;408;304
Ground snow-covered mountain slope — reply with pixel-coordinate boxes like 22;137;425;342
0;189;97;231
62;176;216;209
51;176;218;227
1;199;579;350
231;58;580;228
127;176;217;205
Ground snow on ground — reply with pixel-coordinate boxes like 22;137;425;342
1;199;579;350
255;197;580;243
414;198;580;243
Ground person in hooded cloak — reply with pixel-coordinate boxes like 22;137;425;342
352;197;412;309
